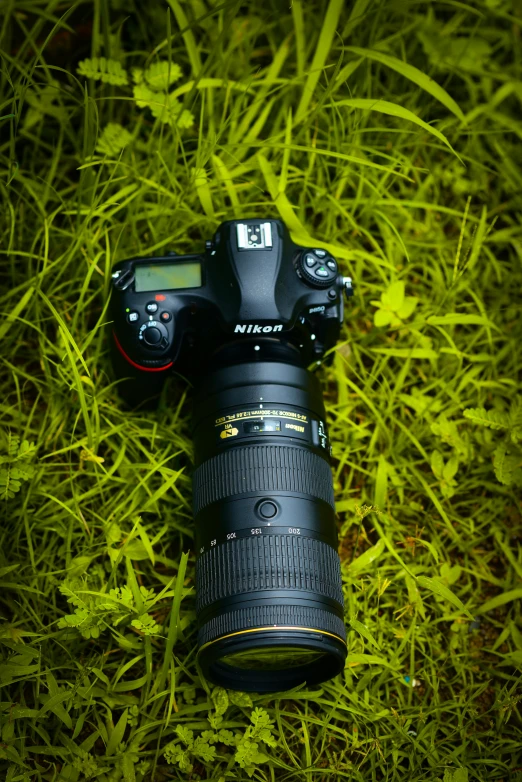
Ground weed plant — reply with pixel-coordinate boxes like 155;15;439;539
1;1;521;780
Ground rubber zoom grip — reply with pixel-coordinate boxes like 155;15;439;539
193;445;335;514
198;603;346;648
196;534;344;611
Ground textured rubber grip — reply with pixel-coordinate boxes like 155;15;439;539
193;445;334;514
198;603;346;648
196;534;343;611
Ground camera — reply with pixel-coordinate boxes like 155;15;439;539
109;218;353;692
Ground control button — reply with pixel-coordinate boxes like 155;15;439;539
327;260;337;271
258;501;277;519
313;249;327;258
343;277;354;297
304;253;317;268
146;302;158;314
127;311;139;323
315;267;329;278
160;311;172;322
311;419;328;449
328;289;337;300
143;327;161;345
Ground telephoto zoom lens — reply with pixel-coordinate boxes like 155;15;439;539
192;354;346;692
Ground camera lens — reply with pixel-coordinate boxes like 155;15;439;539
192;357;346;693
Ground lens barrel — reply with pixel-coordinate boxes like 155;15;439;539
192;357;346;692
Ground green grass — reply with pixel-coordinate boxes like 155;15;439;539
1;0;522;780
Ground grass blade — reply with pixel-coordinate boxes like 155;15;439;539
328;98;459;157
345;46;465;122
417;576;473;619
476;589;522;614
295;0;344;124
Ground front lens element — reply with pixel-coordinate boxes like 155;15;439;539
221;646;326;670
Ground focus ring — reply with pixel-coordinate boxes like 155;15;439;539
196;534;343;611
193;445;334;514
198;603;347;648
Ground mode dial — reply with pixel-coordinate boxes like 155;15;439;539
138;320;170;350
298;250;338;288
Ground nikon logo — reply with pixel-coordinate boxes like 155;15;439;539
234;323;284;334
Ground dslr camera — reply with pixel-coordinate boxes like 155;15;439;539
110;218;353;692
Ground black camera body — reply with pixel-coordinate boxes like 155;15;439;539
110;218;352;393
110;218;354;692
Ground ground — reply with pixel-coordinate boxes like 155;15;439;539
0;1;521;781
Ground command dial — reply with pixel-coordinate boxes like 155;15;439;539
138;320;169;350
298;249;338;288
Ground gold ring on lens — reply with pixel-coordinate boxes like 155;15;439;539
198;626;347;653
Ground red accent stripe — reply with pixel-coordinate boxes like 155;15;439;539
113;331;173;373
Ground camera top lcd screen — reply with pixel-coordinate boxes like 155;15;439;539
134;262;202;292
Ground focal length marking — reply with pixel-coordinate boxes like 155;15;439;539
215;410;308;426
198;525;330;555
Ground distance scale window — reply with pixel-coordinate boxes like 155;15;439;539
244;420;281;433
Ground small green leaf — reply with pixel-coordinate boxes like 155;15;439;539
96;123;134;156
374;309;394;327
463;407;510;429
131;613;160;635
144;60;182;89
440;563;461;585
381;281;405;311
396;296;419;320
77;57;128;86
443;455;459;481
444;769;469;782
216;728;238;745
106;709;128;755
349;618;381;650
175;724;194;748
229;691;253;708
133;83;157;108
192;736;217;762
346;539;386;574
493;445;521;486
431;450;444;480
211;686;229;716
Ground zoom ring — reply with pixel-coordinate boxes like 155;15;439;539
198;603;347;648
196;534;344;611
193;445;335;514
